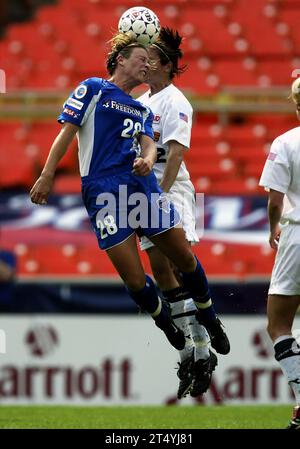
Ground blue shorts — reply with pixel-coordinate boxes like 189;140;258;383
82;168;181;250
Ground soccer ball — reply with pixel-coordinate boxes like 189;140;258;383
118;6;160;45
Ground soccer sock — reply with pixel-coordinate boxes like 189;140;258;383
163;287;193;361
274;335;300;405
163;287;209;362
180;256;217;322
126;274;170;328
188;312;210;362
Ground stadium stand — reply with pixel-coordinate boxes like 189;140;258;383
3;240;275;279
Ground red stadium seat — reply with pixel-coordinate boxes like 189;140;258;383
180;9;236;56
53;175;81;194
213;60;258;86
28;122;78;170
229;0;291;56
243;161;266;178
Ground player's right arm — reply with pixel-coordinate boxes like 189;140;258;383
30;123;78;205
268;189;284;250
259;137;290;250
132;134;157;176
159;140;185;192
30;79;100;205
132;105;156;176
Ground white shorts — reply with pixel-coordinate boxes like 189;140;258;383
269;223;300;295
140;179;199;251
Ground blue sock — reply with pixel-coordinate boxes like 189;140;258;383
181;256;217;321
126;274;170;327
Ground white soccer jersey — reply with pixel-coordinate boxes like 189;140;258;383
259;126;300;224
137;84;192;182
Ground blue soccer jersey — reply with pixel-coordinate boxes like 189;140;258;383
58;77;154;178
58;77;180;250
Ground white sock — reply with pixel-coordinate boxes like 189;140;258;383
171;297;209;362
274;336;300;405
170;301;194;362
188;314;210;362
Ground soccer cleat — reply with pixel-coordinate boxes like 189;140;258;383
190;350;218;397
156;320;185;350
176;354;194;399
155;300;185;350
286;405;300;430
196;313;230;355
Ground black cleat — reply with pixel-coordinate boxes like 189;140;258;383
176;354;194;399
286;406;300;429
156;320;185;350
196;313;230;355
155;299;186;350
190;350;218;397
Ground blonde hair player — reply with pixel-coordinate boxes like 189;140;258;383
259;77;300;430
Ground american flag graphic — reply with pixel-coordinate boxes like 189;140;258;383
179;112;188;123
268;152;277;161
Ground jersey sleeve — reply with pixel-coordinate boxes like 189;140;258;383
161;98;192;148
57;79;102;127
140;106;154;140
259;138;291;194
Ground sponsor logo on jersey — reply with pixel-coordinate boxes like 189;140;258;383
102;100;111;108
66;98;84;110
63;107;79;119
74;84;87;99
153;114;161;123
102;100;142;117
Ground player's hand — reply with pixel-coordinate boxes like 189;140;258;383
29;174;54;205
269;226;281;250
132;157;153;176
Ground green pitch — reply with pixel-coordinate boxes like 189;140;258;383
0;405;292;429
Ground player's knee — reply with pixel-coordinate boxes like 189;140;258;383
151;259;170;282
152;268;173;289
124;275;146;292
176;251;196;273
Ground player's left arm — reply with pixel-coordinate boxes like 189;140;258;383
268;189;284;250
132;134;157;176
260;138;290;249
159;140;185;192
159;97;192;191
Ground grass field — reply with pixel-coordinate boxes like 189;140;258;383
0;405;293;429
